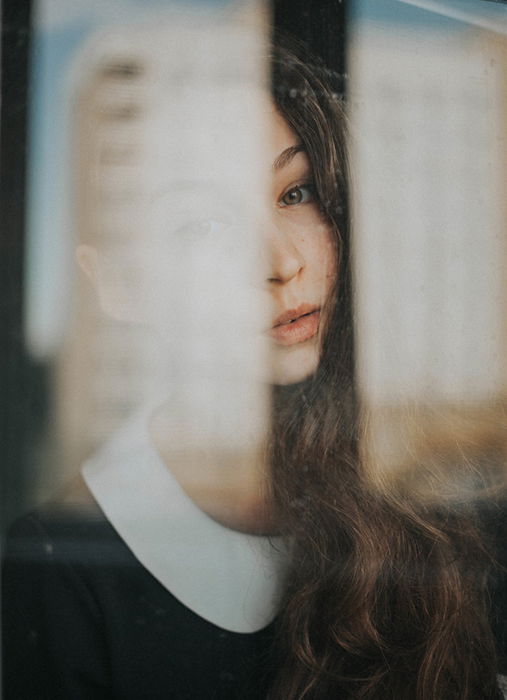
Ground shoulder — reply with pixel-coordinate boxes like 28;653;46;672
4;476;125;568
1;478;119;698
2;475;144;619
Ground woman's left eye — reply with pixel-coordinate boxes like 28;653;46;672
279;184;315;207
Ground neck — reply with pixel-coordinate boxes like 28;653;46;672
148;403;278;535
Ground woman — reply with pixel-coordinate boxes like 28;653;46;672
268;39;507;700
3;36;507;700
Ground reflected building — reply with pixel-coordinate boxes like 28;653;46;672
57;38;153;474
53;10;268;486
349;19;507;488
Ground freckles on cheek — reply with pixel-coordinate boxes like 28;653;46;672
321;236;338;273
322;247;338;292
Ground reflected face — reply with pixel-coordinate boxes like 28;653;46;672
266;108;337;385
79;93;338;390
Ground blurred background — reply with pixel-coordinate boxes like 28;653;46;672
2;0;507;530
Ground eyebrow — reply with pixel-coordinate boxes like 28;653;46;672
272;144;306;171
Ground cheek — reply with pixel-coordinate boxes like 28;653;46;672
324;236;338;278
309;224;338;289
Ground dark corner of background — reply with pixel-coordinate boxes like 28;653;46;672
0;0;46;532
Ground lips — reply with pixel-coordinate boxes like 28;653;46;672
268;304;321;346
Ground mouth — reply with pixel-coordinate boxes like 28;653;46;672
268;305;321;346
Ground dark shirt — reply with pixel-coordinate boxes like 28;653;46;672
2;494;277;700
5;490;507;699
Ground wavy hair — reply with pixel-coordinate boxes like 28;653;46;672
268;37;502;700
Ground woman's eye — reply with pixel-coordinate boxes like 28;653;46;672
279;184;315;207
173;218;231;240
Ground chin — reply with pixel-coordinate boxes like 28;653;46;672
269;343;320;386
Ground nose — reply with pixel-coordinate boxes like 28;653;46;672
266;225;304;285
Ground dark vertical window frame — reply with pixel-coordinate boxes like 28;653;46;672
272;0;348;97
0;0;41;532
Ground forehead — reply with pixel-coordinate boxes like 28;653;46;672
270;107;299;158
147;84;267;189
147;86;305;185
138;85;271;238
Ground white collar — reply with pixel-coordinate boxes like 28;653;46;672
81;411;288;633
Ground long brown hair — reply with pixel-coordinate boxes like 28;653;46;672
269;37;502;700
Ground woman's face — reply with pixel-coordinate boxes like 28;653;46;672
266;107;337;385
78;95;337;390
